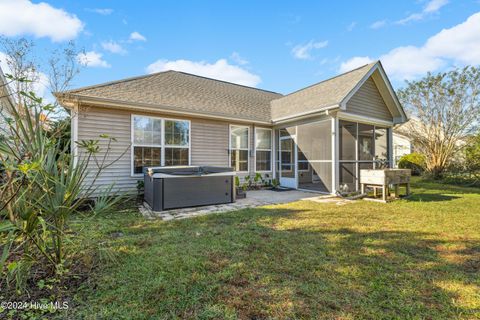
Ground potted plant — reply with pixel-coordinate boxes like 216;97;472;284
235;176;246;199
270;178;280;191
254;172;262;189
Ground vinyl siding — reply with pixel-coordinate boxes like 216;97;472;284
76;106;271;196
346;77;393;121
191;119;229;166
77;106;135;195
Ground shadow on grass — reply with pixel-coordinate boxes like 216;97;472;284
72;206;480;319
405;193;461;202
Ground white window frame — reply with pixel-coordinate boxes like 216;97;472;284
131;114;191;177
229;124;250;173
254;127;273;173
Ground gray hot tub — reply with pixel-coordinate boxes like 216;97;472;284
144;166;236;211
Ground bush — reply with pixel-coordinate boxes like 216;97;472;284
398;152;426;176
0;89;127;295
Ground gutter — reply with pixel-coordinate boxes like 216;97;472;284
271;104;340;125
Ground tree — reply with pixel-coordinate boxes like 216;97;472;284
465;132;480;180
0;36;82;116
0;37;38;107
397;66;480;179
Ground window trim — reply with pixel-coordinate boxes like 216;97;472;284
229;124;250;173
131;114;191;177
254;127;273;173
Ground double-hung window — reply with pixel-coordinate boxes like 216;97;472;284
132;115;190;175
230;125;249;172
255;128;272;172
164;120;190;166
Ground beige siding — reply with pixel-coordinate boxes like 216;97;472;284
346;77;393;121
76;106;273;195
77;106;135;195
191;119;229;166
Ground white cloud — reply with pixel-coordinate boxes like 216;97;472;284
101;41;127;55
0;0;83;42
129;31;147;42
347;21;357;32
380;46;444;80
423;12;480;65
86;8;113;15
370;20;387;29
339;56;374;73
424;0;449;13
77;51;110;68
340;12;480;80
146;59;261;87
397;0;448;24
230;52;248;65
292;40;329;60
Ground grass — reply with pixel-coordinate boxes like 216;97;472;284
64;178;479;319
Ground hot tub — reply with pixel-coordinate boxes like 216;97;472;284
144;166;236;211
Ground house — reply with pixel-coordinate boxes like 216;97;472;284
55;61;407;195
0;66;15;135
392;130;412;167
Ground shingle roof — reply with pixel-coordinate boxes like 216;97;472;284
60;61;384;123
64;70;282;122
271;62;376;120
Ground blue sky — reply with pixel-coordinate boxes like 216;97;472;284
1;0;480;97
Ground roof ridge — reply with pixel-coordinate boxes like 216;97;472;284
172;71;282;95
62;69;283;96
62;70;174;94
275;61;378;100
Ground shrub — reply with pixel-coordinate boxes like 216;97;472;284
398;152;426;175
0;90;127;294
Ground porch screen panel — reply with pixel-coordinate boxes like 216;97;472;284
297;120;332;193
338;120;392;192
339;121;356;160
340;162;356;192
375;127;389;168
358;124;374;161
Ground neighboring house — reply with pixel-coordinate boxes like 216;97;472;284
392;131;412;167
55;61;407;195
0;66;15;135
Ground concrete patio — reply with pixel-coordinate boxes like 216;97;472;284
140;189;348;221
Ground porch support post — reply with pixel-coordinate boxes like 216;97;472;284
71;104;79;168
331;116;339;194
272;129;276;180
388;127;393;168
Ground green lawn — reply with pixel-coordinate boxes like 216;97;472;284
67;179;480;319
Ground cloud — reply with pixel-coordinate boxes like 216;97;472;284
292;40;329;60
129;31;147;42
101;41;127;55
230;52;248;65
339;56;374;73
77;51;110;68
340;12;480;80
146;59;261;87
347;21;357;32
85;8;113;15
396;0;448;24
424;0;449;13
370;20;387;29
0;0;83;42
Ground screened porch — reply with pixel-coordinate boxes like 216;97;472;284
274;118;391;194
